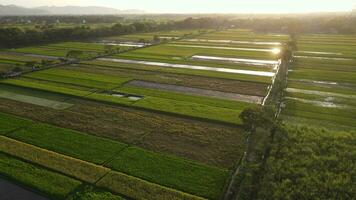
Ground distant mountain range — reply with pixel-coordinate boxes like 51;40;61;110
0;5;145;15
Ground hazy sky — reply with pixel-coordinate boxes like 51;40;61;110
1;0;355;13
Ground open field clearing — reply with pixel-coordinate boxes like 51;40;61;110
283;34;356;130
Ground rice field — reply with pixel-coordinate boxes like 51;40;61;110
0;28;288;199
7;42;133;58
282;34;356;130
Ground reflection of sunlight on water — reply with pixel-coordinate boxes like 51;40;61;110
272;48;281;54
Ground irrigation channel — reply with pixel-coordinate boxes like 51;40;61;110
0;178;49;200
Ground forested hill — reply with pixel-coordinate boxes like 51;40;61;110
0;5;145;16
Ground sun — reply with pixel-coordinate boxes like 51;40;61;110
272;48;281;54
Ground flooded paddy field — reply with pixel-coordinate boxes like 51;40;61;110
282;34;356;130
0;28;289;200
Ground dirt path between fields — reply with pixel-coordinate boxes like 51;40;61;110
0;178;49;200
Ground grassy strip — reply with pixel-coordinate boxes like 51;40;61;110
68;186;125;200
116;44;276;60
107;147;229;200
0;152;81;199
31;68;131;85
289;68;356;85
284;99;356;119
133;96;244;124
0;89;73;110
0;112;33;133
10;47;69;57
9;122;128;165
25;68;132;90
119;86;254;110
97;171;206;200
0;136;109;183
1;79;91;97
287;81;356;96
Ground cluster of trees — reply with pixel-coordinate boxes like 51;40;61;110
0;22;152;48
232;14;356;34
0;15;125;24
256;125;355;199
0;17;227;49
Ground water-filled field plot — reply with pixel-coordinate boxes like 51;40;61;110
282;34;356;130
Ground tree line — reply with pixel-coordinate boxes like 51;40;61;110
0;17;227;49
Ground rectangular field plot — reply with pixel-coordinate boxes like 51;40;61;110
0;152;82;199
8;122;127;165
114;43;279;61
8;42;132;58
0;96;246;169
194;29;289;43
0;112;230;199
283;34;356;130
0;52;59;74
106;147;228;199
126;80;263;104
68;63;270;96
102;29;202;43
87;59;273;83
0;112;33;133
24;67;132;90
0;89;73;110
